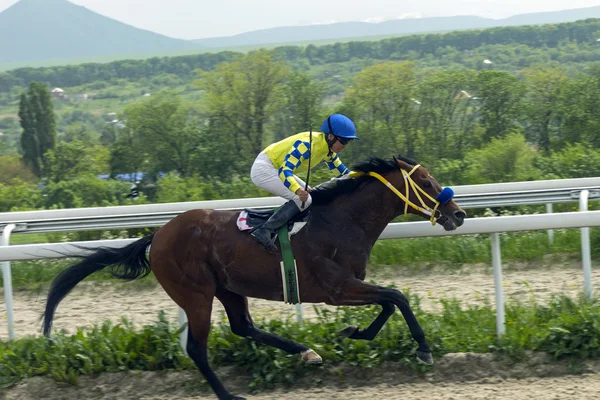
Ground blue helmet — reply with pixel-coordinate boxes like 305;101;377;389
320;114;359;140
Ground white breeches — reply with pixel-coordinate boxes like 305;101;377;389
250;153;312;211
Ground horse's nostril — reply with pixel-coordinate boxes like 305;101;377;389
455;210;466;220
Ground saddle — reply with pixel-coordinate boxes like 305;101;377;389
236;207;310;236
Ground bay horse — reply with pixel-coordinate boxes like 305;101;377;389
42;156;466;400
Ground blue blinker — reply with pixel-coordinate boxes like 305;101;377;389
436;187;454;205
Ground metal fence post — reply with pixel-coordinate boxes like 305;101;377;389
546;203;554;245
490;232;505;339
296;303;303;323
579;190;593;299
1;224;16;340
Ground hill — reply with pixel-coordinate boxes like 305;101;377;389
192;6;600;48
0;0;201;64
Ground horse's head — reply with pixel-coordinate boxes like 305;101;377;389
387;156;466;231
315;155;465;231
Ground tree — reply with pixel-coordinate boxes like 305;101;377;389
559;69;600;148
0;155;36;184
18;82;57;176
109;126;146;178
464;133;540;184
475;71;526;142
271;71;326;141
414;69;478;161
196;50;289;157
120;92;202;177
522;66;568;152
341;62;419;159
43;140;109;183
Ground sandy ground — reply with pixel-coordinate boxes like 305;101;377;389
4;353;600;400
1;259;597;339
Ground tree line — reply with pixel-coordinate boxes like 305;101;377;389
2;18;600;92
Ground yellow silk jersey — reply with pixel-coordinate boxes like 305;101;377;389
262;132;350;194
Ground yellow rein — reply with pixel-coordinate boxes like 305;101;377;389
350;165;440;225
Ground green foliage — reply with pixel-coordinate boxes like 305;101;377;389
43;140;109;183
522;66;569;151
0;179;43;212
270;71;327;141
42;177;136;209
18;82;57;176
476;70;526;141
0;313;190;387
537;143;600;179
0;155;36;184
2;295;600;391
463;133;540;184
196;49;290;158
154;173;269;203
120;92;202;177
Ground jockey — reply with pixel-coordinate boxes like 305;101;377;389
250;113;359;252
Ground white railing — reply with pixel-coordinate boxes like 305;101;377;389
1;177;600;234
2;208;599;343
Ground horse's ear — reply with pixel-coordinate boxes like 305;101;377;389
393;155;404;170
395;156;411;171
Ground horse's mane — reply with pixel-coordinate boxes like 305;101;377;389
311;155;417;205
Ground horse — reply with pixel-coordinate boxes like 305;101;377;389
42;155;466;400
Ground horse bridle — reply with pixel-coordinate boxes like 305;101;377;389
350;165;454;225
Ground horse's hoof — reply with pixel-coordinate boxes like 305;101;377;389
301;349;323;364
416;350;434;366
338;326;359;338
228;396;246;400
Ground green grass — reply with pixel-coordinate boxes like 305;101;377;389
370;228;585;269
1;293;599;391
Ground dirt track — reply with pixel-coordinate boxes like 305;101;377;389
4;353;600;399
2;260;597;339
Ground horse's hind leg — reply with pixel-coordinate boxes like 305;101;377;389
216;288;322;364
338;301;395;340
184;292;246;400
152;255;244;400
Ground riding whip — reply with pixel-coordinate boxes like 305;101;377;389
301;124;313;209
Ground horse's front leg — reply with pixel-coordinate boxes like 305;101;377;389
325;278;433;365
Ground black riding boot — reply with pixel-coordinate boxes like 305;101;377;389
251;200;302;253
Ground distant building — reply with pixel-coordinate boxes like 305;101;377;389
51;88;64;98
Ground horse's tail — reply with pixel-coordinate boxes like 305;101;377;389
42;233;155;336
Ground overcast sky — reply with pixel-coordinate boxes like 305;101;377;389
0;0;599;39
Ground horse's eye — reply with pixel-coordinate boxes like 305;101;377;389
423;181;432;189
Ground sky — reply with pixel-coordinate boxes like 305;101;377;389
0;0;599;39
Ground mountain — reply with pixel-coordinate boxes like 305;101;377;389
193;16;493;48
0;0;201;64
193;6;600;48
